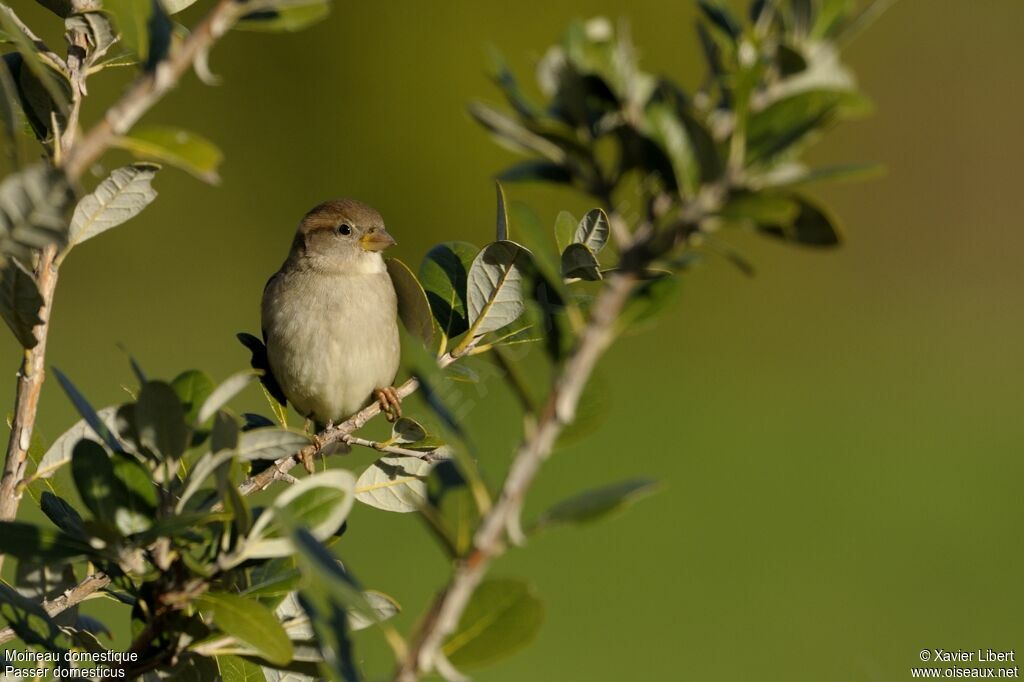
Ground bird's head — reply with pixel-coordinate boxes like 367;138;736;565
291;199;396;271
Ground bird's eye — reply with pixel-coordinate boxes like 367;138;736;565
337;224;352;236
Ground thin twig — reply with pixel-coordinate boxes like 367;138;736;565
0;572;110;645
392;272;637;681
345;435;449;461
237;346;471;495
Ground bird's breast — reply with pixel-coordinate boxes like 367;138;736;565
262;266;399;423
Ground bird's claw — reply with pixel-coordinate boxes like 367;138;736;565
374;387;402;422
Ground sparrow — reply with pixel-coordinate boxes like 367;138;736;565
258;199;403;432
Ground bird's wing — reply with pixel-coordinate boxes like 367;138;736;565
235;272;288;407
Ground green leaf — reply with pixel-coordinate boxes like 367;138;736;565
572;208;609;254
423;460;478;556
758;195;841;247
466;240;528;337
116;126;223;184
197;592;293;667
494;181;510;241
52;368;121;452
111;452;158;509
0;56;23;168
219;655;267;682
442;578;544;668
136;380;189;460
243;559;301;599
419;241;479;342
385;257;434;349
236;0;331;32
244;470;355;560
171;369;215;425
0;259;42;347
0;10;69;117
0;520;93;563
468;101;566;163
30;406;119;482
645;103;699;196
72;440;153;534
719;192;800;224
560;243;601;281
391;417;427;443
197;371;256;425
69;163;159;246
0;163;74;263
103;0;171;68
238;428;310;461
176;450;234;512
746;89;863;163
553;211;576;253
355;456;434;514
497;161;571;184
212;410;241;453
0;582;65;650
289;529;364;681
533;478;659;530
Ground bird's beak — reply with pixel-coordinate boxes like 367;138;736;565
360;228;396;252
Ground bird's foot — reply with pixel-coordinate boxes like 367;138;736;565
374;387;402;422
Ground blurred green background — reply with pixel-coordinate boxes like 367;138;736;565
4;0;1023;680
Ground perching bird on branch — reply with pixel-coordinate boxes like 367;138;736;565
248;199;403;433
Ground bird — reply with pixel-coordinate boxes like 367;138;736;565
257;199;403;436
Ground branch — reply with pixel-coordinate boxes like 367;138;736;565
1;0;245;540
0;571;111;645
63;0;244;180
237;347;470;495
392;272;637;681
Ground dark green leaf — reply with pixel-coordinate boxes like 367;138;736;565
197;592;293;666
136;380;189;460
72;439;153;534
560;243;601;281
498;161;571;184
533;478;659;529
442;578;544;668
0;258;41;347
419;241;479;342
747;90;863;163
52;368;121;452
236;0;331;32
758;195;841;246
31;406;119;482
697;0;741;40
386;257;435;349
39;491;85;537
115;126;223;184
172;369;215;425
69;163;159;246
